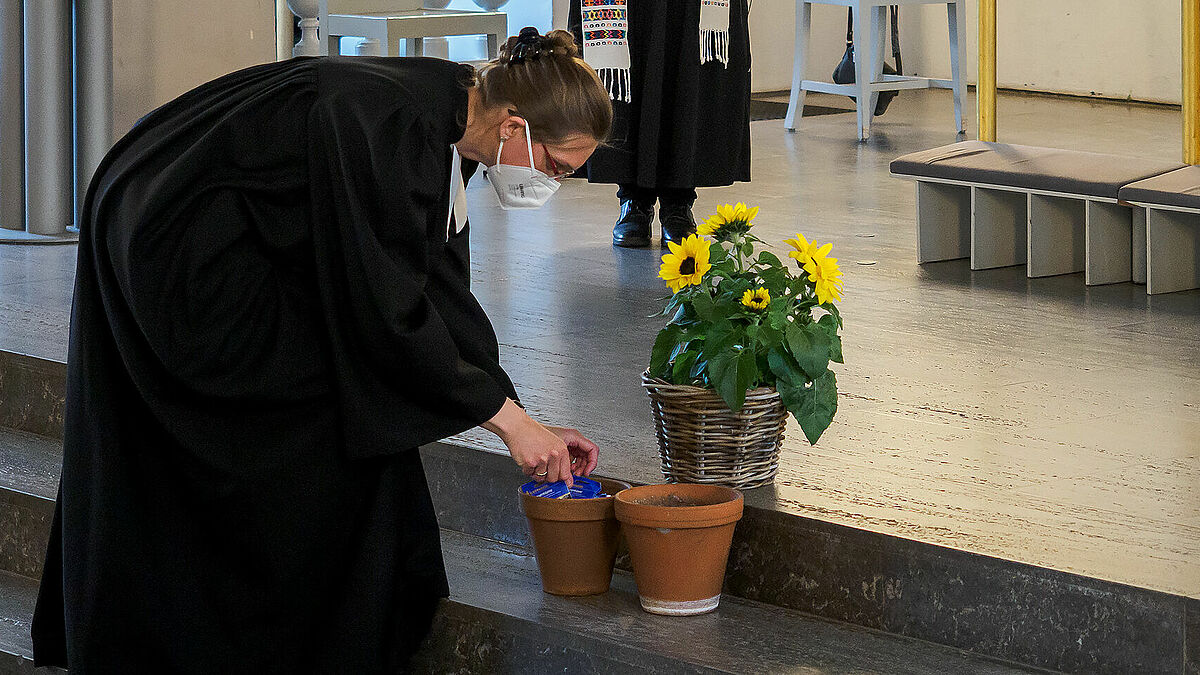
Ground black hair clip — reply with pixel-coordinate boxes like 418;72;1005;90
509;27;543;65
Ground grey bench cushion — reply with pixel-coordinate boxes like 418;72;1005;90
891;141;1183;200
1118;166;1200;211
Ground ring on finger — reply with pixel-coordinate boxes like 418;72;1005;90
535;470;548;477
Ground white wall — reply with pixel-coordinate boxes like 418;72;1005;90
749;0;1182;104
113;0;278;134
749;1;852;94
111;0;1182;125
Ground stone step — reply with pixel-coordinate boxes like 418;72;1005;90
0;530;1039;675
417;530;1044;674
0;429;58;579
0;570;37;675
1;348;1196;673
0;351;65;441
422;441;1198;675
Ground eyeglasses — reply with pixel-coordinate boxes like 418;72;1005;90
539;144;576;180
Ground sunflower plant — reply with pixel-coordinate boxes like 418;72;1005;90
652;203;845;444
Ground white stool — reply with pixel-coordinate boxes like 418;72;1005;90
785;0;966;140
320;1;507;59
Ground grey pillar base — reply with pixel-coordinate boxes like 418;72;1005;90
0;226;78;245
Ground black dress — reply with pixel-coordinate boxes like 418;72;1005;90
32;56;516;673
570;0;752;193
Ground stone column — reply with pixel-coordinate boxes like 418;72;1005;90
0;0;23;233
24;0;74;236
74;0;113;220
276;0;295;61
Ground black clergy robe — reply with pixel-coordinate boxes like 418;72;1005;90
31;56;516;673
570;0;752;189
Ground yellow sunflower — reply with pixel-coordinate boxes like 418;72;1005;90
659;234;712;293
784;233;816;266
697;202;759;241
802;243;845;305
741;287;770;311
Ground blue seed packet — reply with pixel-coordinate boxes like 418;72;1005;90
520;475;606;499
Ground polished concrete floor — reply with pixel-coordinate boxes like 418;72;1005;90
2;89;1198;599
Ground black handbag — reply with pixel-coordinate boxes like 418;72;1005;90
832;6;902;117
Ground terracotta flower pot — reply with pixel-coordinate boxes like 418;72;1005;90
614;484;744;616
520;477;632;596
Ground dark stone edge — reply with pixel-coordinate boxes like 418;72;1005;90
1187;598;1200;675
729;505;1187;674
0;651;36;675
0;351;66;441
423;441;1192;674
0;596;719;675
411;600;723;675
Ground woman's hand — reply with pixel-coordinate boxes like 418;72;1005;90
483;399;579;485
545;426;599;477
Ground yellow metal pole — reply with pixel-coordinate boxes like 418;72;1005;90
1184;0;1200;164
978;0;997;142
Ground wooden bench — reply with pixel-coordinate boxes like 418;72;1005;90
1119;167;1200;294
890;141;1183;285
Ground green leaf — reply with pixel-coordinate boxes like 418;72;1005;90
709;347;758;412
823;303;843;329
759;266;788;293
672;350;700;384
745;323;759;344
767;347;805;388
817;313;844;364
785;322;831;380
669;339;691;364
795;371;838;444
703;319;739;356
709;262;735;283
774;377;812;438
711;295;741;322
741;240;754;258
662;291;695;319
650;325;682;377
757;250;784;268
827;333;844;364
738;346;759;389
714;274;741;294
768;308;790;332
708;351;739;410
709;241;727;263
669;303;688;325
691;292;716;321
758;323;784;349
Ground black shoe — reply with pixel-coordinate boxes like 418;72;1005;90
659;203;697;248
613;199;654;248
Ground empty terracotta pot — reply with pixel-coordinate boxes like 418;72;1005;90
520;476;632;596
614;484;744;616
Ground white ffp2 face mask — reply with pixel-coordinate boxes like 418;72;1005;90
487;121;560;210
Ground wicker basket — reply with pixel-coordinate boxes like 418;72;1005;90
642;371;788;490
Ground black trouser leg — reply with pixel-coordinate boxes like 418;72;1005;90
656;187;697;209
658;187;698;247
616;184;658;206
